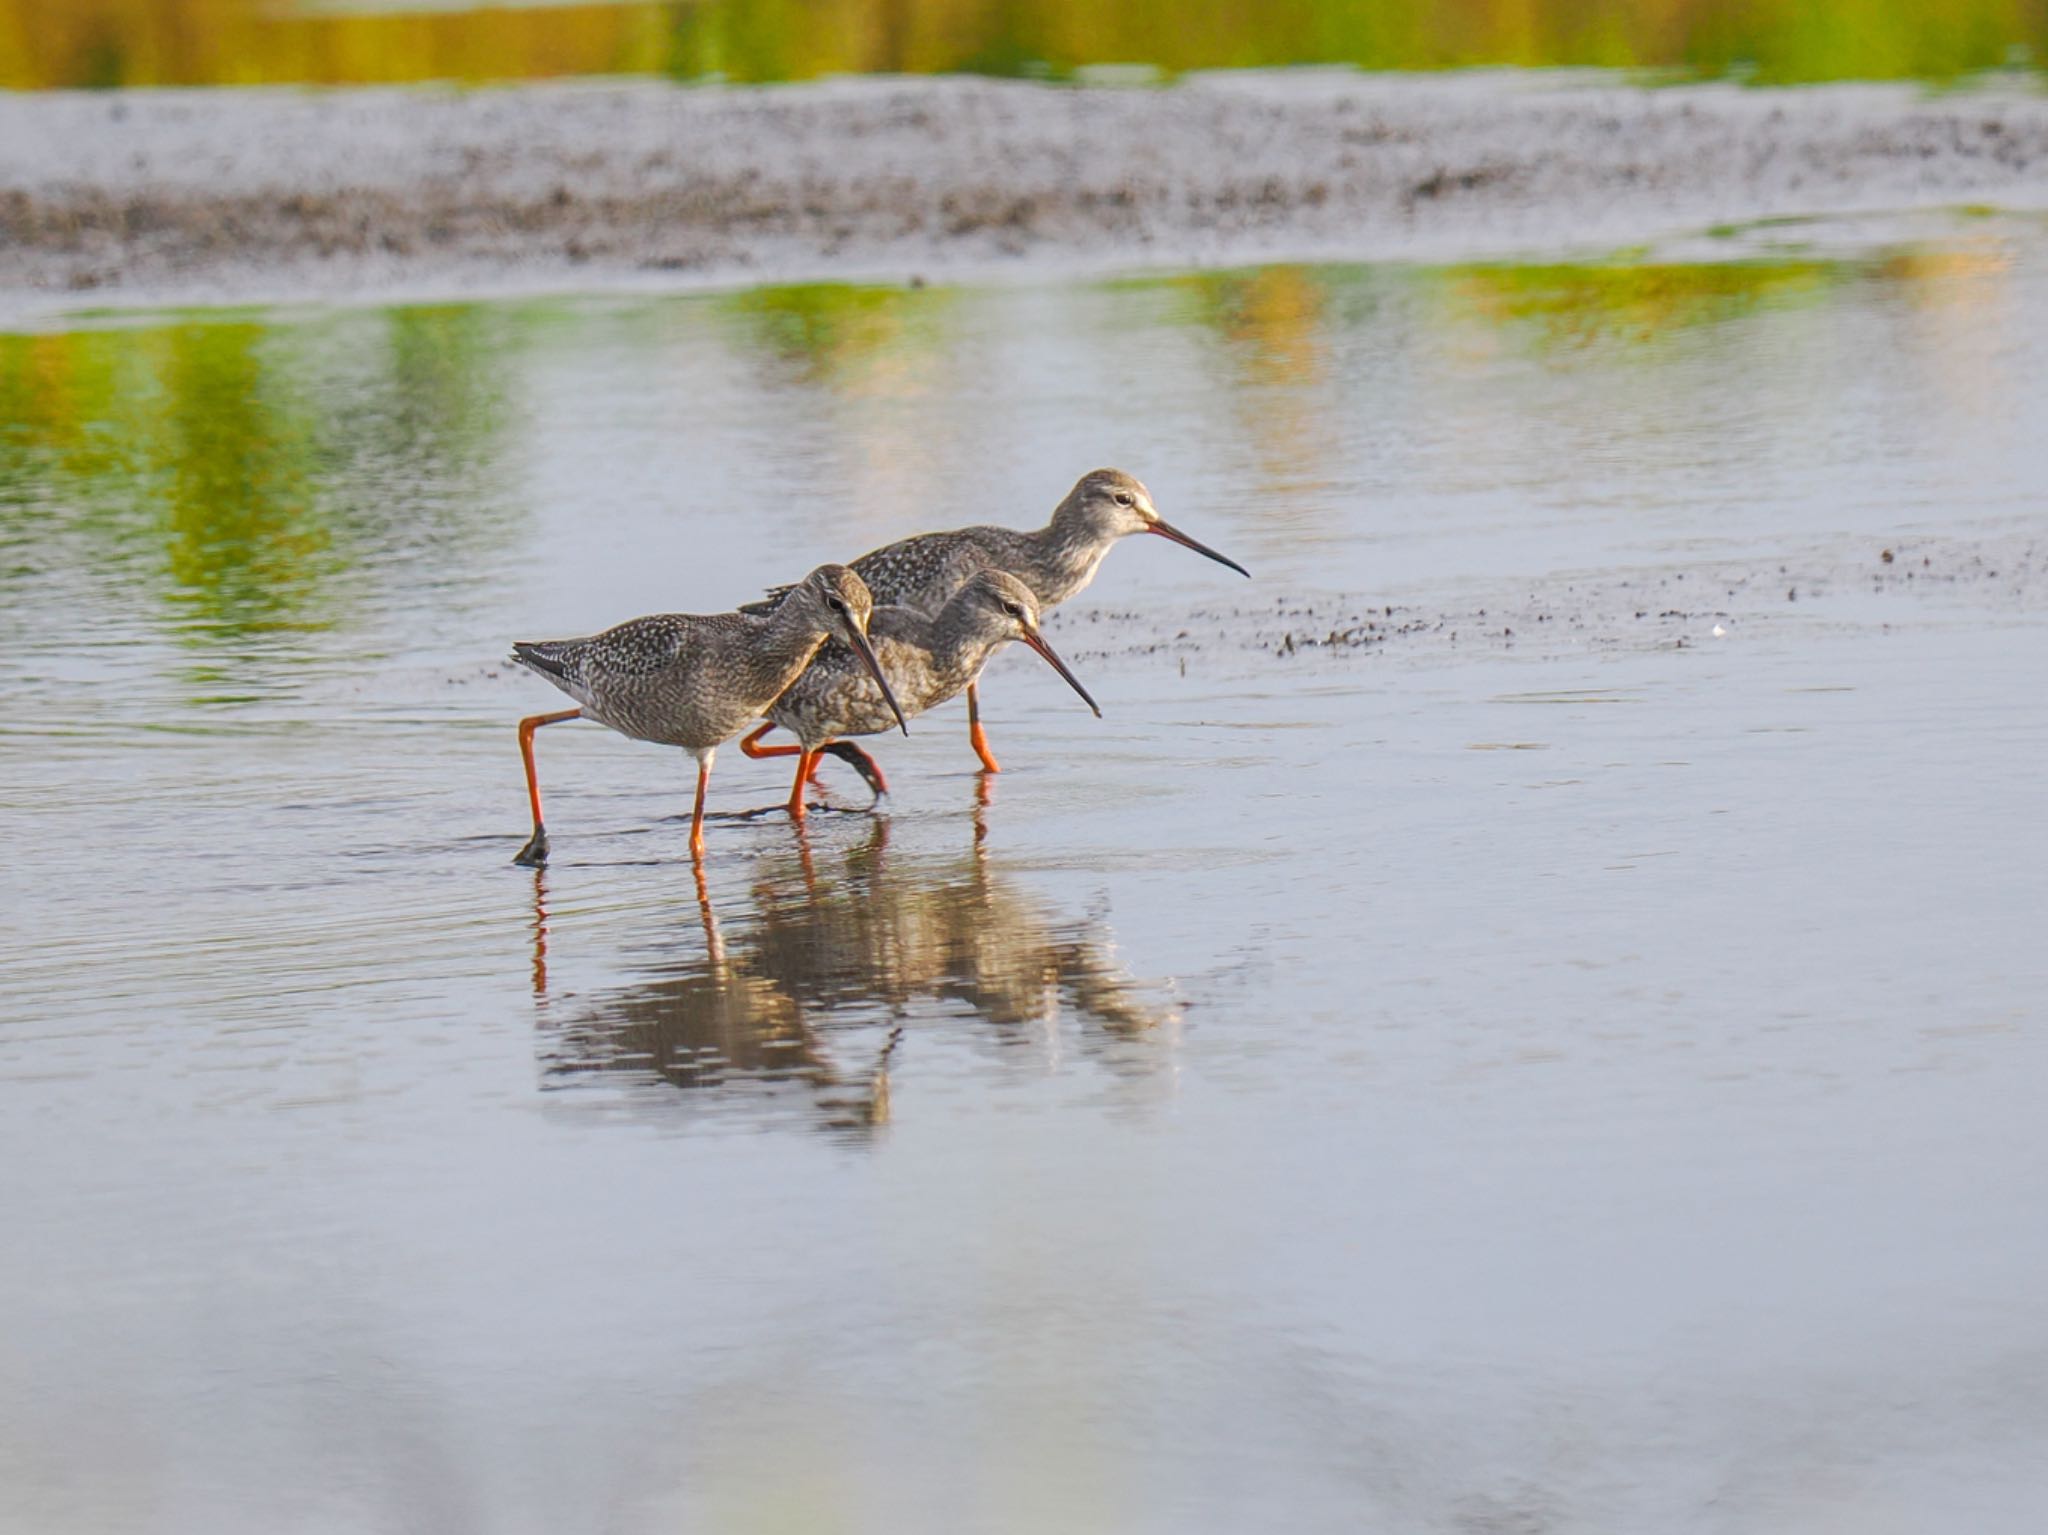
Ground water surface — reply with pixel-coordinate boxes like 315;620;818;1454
4;244;2048;1531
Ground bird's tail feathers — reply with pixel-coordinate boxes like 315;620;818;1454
737;584;797;618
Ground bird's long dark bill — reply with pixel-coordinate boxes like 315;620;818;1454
1018;628;1103;718
1147;518;1251;578
847;624;911;735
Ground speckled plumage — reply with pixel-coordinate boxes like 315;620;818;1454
515;566;890;755
744;469;1244;784
508;564;906;864
517;605;828;756
750;468;1247;620
769;571;1096;748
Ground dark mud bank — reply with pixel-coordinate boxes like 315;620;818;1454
1062;533;2047;668
4;73;2048;315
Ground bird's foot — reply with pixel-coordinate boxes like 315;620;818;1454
821;740;889;799
512;825;550;866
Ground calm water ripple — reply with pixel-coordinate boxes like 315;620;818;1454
4;241;2047;1530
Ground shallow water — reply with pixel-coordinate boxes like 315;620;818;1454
4;242;2048;1532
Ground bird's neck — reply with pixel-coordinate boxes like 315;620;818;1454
923;611;1005;697
749;603;833;700
863;606;962;712
1020;520;1116;607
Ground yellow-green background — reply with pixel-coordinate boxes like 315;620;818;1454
3;0;2043;90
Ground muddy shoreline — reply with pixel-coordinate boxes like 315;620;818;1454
4;72;2048;319
1051;532;2048;668
457;532;2046;698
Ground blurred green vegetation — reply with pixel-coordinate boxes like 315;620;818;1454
0;249;2006;657
1440;257;1843;349
717;280;959;387
1;0;2041;89
0;2;673;89
0;305;514;642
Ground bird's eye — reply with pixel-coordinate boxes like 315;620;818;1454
1113;491;1134;507
825;594;846;612
1002;602;1025;618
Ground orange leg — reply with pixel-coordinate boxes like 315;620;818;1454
688;755;711;861
786;748;819;821
740;722;802;759
967;682;1001;774
513;709;581;866
744;721;828;783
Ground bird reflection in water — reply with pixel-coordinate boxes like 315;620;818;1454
528;783;1179;1137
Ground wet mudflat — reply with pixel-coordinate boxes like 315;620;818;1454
3;235;2047;1531
7;74;2048;316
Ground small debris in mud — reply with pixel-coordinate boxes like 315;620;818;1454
1059;534;2040;670
6;76;2048;312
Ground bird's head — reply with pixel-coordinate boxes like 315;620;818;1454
796;564;908;734
1052;469;1250;577
955;569;1100;718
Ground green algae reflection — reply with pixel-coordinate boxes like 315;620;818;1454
718;281;955;387
0;304;515;646
1439;258;1845;351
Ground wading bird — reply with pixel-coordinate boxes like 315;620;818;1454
509;565;906;865
740;569;1100;817
746;468;1247;780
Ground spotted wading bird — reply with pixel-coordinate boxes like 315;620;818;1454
508;565;907;866
741;570;1101;817
743;469;1247;782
